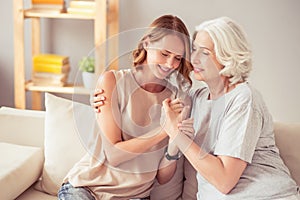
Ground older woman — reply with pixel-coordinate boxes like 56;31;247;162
162;16;299;200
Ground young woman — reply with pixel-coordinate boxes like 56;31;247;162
162;17;299;200
58;15;193;200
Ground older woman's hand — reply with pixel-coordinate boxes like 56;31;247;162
178;118;195;139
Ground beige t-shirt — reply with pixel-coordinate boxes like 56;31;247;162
65;69;178;200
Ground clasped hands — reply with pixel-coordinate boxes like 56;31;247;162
160;98;194;141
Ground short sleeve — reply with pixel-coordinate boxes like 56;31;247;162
214;103;263;163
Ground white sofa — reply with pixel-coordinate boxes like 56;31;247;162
0;93;299;200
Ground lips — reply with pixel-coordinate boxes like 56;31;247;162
158;65;173;73
193;67;204;73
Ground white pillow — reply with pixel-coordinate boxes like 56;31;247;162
35;93;96;195
0;142;43;200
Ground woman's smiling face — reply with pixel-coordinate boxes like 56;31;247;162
145;34;184;79
191;31;223;82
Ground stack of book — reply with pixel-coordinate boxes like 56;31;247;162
32;54;70;87
67;0;95;16
31;0;66;13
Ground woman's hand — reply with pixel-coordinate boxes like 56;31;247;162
93;89;106;113
161;98;190;140
169;98;185;113
178;118;195;139
165;118;194;157
160;98;185;131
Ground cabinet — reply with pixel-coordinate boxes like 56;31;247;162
13;0;119;110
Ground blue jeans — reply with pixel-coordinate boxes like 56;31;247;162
58;182;95;200
58;182;150;200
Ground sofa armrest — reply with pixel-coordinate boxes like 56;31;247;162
274;122;300;186
0;107;45;147
0;142;44;200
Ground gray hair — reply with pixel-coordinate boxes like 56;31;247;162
195;17;252;84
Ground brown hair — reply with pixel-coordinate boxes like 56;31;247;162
133;15;193;87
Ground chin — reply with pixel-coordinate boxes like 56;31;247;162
193;73;204;81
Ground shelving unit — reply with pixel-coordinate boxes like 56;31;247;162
13;0;119;110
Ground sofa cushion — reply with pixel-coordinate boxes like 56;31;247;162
0;107;44;147
16;185;56;200
35;93;95;195
0;142;43;200
274;122;300;185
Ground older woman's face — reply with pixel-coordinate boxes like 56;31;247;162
191;31;223;82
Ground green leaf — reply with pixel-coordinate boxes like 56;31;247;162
79;56;95;73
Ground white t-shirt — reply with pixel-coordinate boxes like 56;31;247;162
190;82;299;200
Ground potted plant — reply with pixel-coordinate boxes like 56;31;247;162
79;56;96;89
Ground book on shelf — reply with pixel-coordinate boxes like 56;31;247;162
32;0;65;4
69;0;95;9
33;54;69;65
67;7;95;15
67;0;95;15
33;63;70;74
32;72;68;87
31;0;66;13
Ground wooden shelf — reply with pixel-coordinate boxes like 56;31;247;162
25;81;91;95
13;0;119;110
24;8;95;20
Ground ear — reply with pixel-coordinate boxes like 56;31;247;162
142;36;151;49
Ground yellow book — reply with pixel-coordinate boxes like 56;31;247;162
32;0;64;5
33;54;69;65
33;63;70;74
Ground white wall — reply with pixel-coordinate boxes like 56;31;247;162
1;0;299;122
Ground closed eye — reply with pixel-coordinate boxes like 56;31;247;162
161;52;168;57
161;50;182;61
202;51;209;56
175;56;182;61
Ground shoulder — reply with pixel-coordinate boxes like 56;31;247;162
98;70;116;86
227;83;267;118
98;69;132;84
229;83;253;105
96;70;125;93
101;70;116;79
231;83;266;108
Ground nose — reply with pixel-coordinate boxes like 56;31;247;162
191;50;200;65
166;57;175;68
